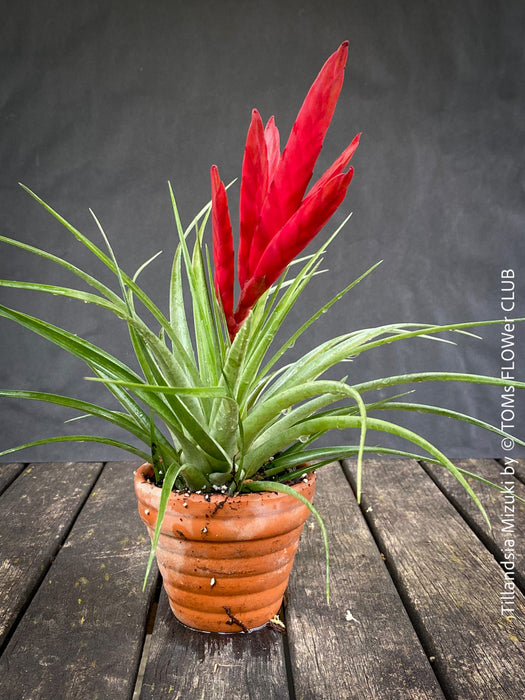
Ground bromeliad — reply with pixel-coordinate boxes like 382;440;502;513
211;42;360;338
1;43;525;603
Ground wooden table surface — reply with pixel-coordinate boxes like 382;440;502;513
0;458;524;699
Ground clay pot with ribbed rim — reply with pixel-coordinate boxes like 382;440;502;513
134;462;316;633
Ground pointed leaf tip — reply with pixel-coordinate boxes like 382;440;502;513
211;165;235;320
239;108;268;288
331;41;349;72
264;116;281;188
250;41;351;268
307;133;359;199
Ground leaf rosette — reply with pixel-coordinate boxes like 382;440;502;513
2;43;524;592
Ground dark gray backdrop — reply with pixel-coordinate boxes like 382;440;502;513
1;0;523;461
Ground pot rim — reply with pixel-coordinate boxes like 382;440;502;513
134;462;316;503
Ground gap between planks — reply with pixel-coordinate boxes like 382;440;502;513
132;575;163;700
0;460;106;655
343;457;525;700
419;458;525;594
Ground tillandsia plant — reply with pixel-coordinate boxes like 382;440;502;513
1;42;525;587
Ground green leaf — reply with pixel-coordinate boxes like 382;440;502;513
86;377;231;464
245;380;358;447
245;413;491;529
367;400;525;447
353;318;525;356
246;379;369;499
0;234;124;306
143;461;184;588
89;365;176;457
429;464;525;506
205;244;228;363
261;259;383;380
0;303;142;381
0;389;149;442
239;260;324;406
169;241;194;360
0;435;150;461
238;217;352;407
133;250;163;283
191;222;221;385
19;184;199;379
261;320;525;404
0;279;127;315
261;446;437;476
207;316;250;461
84;378;227;396
353;371;525;394
0;277;202;422
0;304;210;462
168;182;220;387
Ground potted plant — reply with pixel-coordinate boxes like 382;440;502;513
1;42;524;633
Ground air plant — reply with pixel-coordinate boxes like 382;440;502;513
1;43;524;588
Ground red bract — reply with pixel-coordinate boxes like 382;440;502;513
238;109;268;290
210;165;234;327
211;41;359;339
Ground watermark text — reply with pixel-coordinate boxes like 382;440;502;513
498;269;517;618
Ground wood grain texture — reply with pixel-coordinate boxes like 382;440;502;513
421;458;525;590
0;462;25;495
514;458;525;485
0;461;103;648
0;461;158;700
285;462;443;700
343;458;525;700
140;590;289;699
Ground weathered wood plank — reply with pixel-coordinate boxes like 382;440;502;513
0;461;103;648
285;462;443;700
421;458;525;590
0;462;26;495
343;458;525;700
0;461;158;700
139;589;289;699
513;458;525;485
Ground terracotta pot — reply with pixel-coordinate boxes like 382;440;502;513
134;463;316;633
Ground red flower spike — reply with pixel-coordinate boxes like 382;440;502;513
264;116;280;185
211;43;358;337
247;41;349;275
210;165;235;330
234;168;354;327
238;109;268;289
